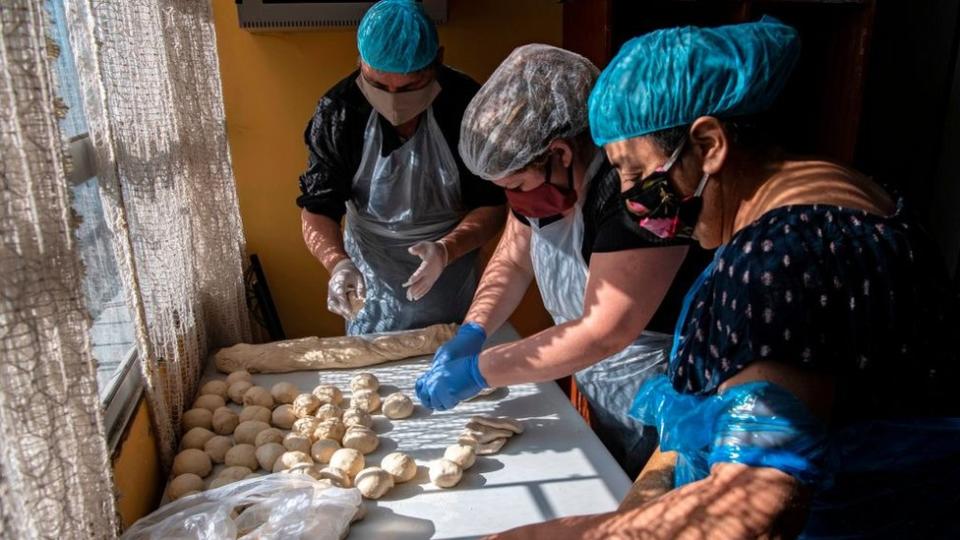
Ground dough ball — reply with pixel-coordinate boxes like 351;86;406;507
203;435;233;464
329;448;365;477
429;459;462;488
180;427;215;450
271;404;297;429
244;472;264;480
199;380;228;399
443;443;477;470
226;370;252;385
350;373;379;393
227;381;253;404
172;448;212;478
350;389;381;413
182;408;213;432
312;384;343;406
242;386;274;409
225;443;258;470
193;394;226;412
211;407;239;435
234;420;271;445
239;405;272;424
254;427;284;447
355;467;394;500
382;392;414;419
255;442;285;471
285;462;322;480
317;466;352;488
272;450;313;473
167;473;204;500
316;403;343;420
292;393;321;418
270;382;300;404
381;452;417;483
283;432;312;454
310;438;341;464
292;417;322;440
342;407;373;428
208;477;233;490
314;418;346;443
209;466;252;489
342;426;379;455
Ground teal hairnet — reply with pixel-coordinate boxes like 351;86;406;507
459;44;599;180
588;17;800;146
357;0;439;74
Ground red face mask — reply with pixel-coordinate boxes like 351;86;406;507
505;159;576;219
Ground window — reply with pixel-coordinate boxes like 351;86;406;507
48;0;141;448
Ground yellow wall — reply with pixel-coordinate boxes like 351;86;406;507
212;0;560;339
112;399;162;530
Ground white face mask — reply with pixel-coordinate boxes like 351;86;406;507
356;76;441;126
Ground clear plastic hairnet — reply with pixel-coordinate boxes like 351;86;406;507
357;0;439;74
588;16;800;146
459;44;599;180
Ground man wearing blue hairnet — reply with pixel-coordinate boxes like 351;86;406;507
297;0;506;335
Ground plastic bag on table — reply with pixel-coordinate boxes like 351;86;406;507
121;474;362;540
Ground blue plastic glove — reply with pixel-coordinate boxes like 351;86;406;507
416;322;487;410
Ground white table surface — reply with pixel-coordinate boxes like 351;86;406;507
204;325;631;539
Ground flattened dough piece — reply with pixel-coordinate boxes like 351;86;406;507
469;415;523;435
213;323;457;373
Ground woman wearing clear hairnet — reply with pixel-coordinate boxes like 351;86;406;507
489;18;960;539
415;44;710;476
297;0;506;335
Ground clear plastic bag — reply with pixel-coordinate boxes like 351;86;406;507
121;474;362;540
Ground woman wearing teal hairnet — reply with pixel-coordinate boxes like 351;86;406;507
490;17;960;539
297;0;506;335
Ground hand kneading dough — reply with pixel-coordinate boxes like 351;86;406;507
443;443;477;469
283;432;312;454
182;408;213;432
342;407;373;428
211;407;239;435
271;404;297;429
381;392;414;419
181;427;215;450
238;405;272;424
192;394;226;412
292;393;321;418
204;435;233;463
314;418;346;442
226;370;252;385
350;373;379;393
167;473;204;500
242;386;274;409
312;385;343;406
342;426;378;454
272;451;313;473
350;389;380;413
329;448;365;477
429;459;462;488
270;382;300;404
225;444;258;470
317;466;352;488
234;420;271;445
311;439;340;464
227;381;253;404
199;380;228;399
254;427;284;447
255;442;285;471
293;417;323;440
355;467;394;499
381;452;417;483
173;448;212;478
316;403;343;420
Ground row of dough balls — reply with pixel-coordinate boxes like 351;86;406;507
169;371;416;501
429;416;524;488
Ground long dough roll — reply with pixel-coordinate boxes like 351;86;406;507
214;323;457;374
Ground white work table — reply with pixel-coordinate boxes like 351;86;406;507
207;325;631;539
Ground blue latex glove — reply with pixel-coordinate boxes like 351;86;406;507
416;322;487;410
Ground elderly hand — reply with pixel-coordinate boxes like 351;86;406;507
327;258;366;320
403;241;448;302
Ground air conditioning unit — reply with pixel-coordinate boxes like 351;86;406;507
236;0;448;32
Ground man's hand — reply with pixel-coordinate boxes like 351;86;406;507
404;241;448;301
327;258;366;319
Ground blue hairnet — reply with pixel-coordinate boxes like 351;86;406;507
588;17;800;146
357;0;439;74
